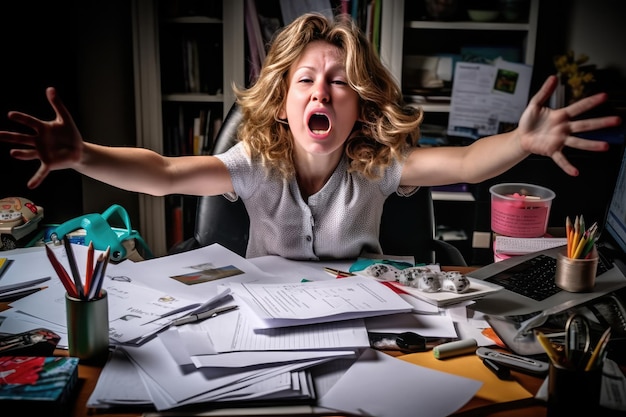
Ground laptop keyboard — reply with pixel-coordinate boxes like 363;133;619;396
485;253;614;302
485;254;560;301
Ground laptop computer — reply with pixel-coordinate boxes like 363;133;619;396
467;147;626;317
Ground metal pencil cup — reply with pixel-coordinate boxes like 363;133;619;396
555;248;598;292
65;290;110;365
547;362;602;416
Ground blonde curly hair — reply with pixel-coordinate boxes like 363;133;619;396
234;13;423;180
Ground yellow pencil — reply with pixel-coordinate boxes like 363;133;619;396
572;236;588;259
535;330;563;367
571;216;580;258
585;327;611;371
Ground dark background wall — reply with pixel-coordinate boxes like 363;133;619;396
0;1;624;252
0;1;138;226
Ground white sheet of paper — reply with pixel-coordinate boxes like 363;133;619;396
87;348;153;407
227;275;414;328
398;292;441;313
117;244;280;303
249;255;351;282
175;309;370;355
122;337;330;410
318;348;482;417
8;262;199;343
191;350;356;368
365;312;457;338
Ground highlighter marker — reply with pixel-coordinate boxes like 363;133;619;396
433;338;477;359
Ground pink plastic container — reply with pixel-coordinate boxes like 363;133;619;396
490;183;555;238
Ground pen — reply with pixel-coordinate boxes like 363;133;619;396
187;287;233;315
140;302;203;325
63;236;84;299
0;284;49;302
132;290;235;345
172;305;238;326
324;267;355;277
0;276;51;294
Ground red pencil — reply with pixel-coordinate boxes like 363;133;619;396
44;245;79;298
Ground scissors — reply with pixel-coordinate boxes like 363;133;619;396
565;313;591;369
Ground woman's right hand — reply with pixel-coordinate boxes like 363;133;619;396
0;87;84;189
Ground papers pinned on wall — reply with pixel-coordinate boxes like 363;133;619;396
447;58;533;140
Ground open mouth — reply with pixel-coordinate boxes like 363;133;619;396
308;113;331;134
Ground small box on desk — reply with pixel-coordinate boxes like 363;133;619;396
0;356;80;416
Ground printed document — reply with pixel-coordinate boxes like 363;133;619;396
226;276;414;328
448;58;532;139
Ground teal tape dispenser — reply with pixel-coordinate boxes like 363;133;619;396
48;204;153;262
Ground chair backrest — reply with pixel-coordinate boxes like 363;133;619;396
172;104;466;266
192;104;250;256
379;188;436;263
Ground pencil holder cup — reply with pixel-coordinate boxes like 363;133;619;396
65;290;110;365
547;362;602;416
555;248;598;292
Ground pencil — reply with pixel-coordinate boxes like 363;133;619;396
535;330;564;367
63;236;84;299
566;216;573;258
585;327;611;371
85;241;94;297
45;245;79;298
87;254;104;301
89;247;110;300
572;235;588;259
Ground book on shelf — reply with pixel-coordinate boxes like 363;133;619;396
0;356;80;415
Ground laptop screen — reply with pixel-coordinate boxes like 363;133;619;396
604;148;626;254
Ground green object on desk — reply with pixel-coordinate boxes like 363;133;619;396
349;258;416;273
45;204;153;262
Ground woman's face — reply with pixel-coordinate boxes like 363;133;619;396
281;41;360;159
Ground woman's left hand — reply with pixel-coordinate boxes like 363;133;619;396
517;75;621;176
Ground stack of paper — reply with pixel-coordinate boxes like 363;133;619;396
2;244;486;416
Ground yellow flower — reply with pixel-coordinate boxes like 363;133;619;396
553;51;595;102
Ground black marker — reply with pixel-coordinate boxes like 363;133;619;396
483;358;511;380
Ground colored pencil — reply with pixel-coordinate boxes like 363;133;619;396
45;245;79;298
63;236;84;299
585;327;611;371
535;330;564;367
566;216;573;258
84;241;94;298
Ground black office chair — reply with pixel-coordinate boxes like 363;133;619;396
170;104;467;266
